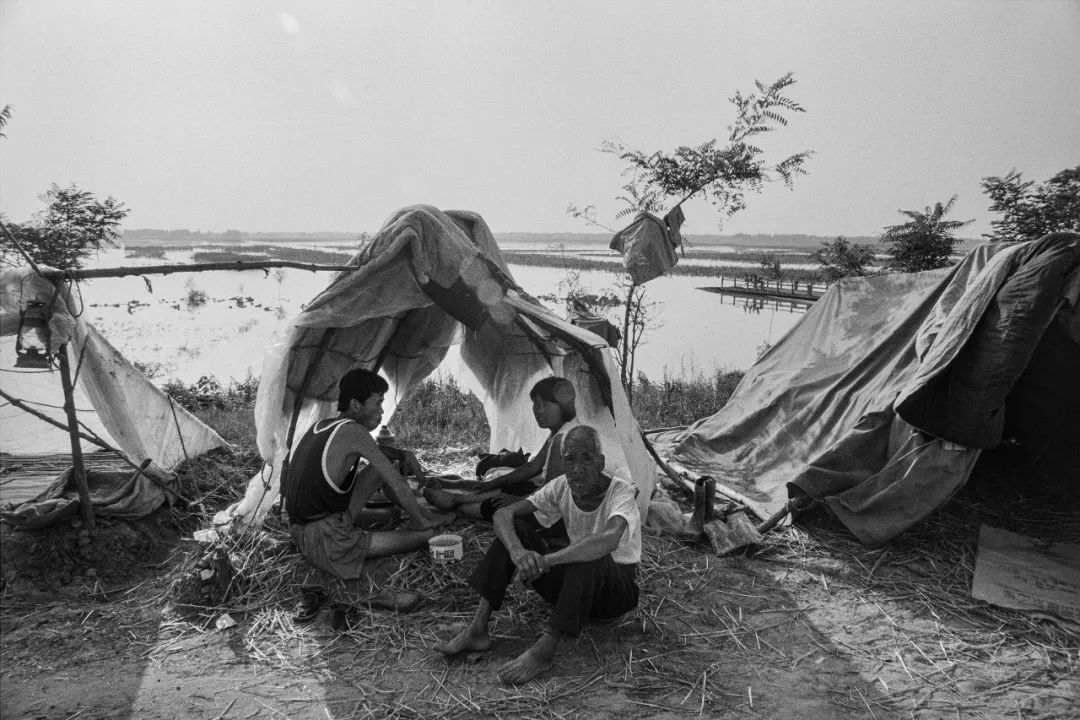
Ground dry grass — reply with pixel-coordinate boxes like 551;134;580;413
148;478;1078;718
156;525;755;718
152;379;1078;718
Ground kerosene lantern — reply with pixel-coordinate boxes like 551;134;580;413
14;300;52;369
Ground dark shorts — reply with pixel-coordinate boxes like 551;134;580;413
289;512;372;580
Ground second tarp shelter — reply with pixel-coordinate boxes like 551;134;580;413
653;233;1080;547
0;266;230;514
220;205;656;527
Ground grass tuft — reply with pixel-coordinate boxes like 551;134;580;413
631;368;744;430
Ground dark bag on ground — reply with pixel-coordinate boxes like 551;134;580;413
475;448;530;478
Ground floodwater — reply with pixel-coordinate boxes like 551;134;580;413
1;244;807;502
70;246;804;384
62;246;805;383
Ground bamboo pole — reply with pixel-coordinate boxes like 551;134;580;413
639;431;687;491
56;342;96;532
0;390;191;505
0;388;113;451
39;259;358;282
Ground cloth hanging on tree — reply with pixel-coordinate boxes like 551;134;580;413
608;206;686;285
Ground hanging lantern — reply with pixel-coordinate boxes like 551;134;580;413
15;300;52;369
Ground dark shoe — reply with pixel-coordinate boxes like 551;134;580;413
329;602;360;632
292;585;325;623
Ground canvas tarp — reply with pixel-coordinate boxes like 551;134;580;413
1;266;230;478
653;234;1080;546
220;205;656;527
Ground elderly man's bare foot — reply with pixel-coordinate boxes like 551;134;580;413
423;487;458;512
434;624;492;656
497;648;553;685
497;632;559;684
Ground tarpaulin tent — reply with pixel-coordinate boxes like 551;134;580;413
220;205;656;527
653;233;1080;547
0;266;229;513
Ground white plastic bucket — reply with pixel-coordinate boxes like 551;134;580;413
428;533;463;563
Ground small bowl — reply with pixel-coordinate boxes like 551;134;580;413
428;533;463;563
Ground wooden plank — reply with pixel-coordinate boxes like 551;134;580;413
0;451;128;507
971;524;1080;625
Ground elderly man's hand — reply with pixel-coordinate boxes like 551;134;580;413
512;549;546;582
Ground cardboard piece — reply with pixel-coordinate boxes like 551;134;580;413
971;525;1080;625
703;513;763;556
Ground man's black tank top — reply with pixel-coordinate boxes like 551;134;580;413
284;418;367;523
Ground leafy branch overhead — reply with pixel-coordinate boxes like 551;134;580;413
601;73;813;220
0;104;12;139
1;183;130;270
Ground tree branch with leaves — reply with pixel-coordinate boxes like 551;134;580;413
566;73;813;391
595;73;812;221
981;166;1080;244
811;236;877;280
1;183;130;270
880;195;972;273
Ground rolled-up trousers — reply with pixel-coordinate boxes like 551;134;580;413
469;519;639;637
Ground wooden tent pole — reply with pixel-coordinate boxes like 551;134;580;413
57;341;96;532
40;259;357;282
639;431;688;491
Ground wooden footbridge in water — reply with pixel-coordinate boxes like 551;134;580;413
698;275;829;313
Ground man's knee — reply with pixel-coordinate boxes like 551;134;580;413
484;537;511;562
353;464;385;490
561;556;608;578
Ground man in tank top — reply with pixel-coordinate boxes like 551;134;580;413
435;425;641;684
283;368;450;584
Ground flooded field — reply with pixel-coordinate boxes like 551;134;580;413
73;243;805;384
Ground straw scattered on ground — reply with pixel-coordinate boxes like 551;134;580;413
145;471;1078;720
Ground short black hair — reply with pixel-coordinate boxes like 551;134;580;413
529;377;577;422
337;368;389;411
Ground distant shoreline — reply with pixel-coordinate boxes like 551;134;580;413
123;228;983;251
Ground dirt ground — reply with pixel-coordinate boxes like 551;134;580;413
2;468;1078;720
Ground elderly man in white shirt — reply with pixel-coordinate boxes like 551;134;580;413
435;425;641;684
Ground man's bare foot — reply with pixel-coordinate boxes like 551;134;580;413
497;632;559;684
434;624;492;656
497;648;554;684
423;487;458;511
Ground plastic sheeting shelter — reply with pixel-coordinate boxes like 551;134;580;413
654;233;1080;547
222;205;656;527
1;267;230;496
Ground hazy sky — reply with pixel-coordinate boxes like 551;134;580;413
1;1;1078;238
